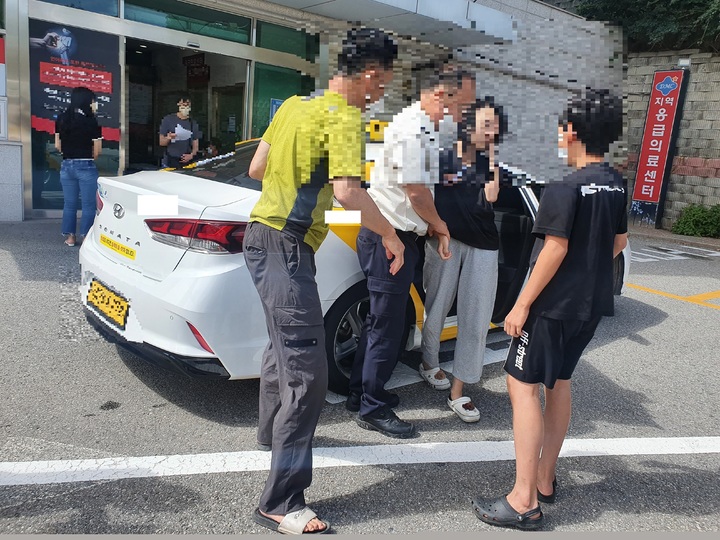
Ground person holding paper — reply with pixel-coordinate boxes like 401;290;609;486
159;96;200;168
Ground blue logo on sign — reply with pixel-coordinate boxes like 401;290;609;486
656;76;678;96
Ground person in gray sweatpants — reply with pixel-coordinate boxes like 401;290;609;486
420;97;508;422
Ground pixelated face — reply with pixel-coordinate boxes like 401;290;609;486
558;123;574;162
471;106;500;150
558;123;572;149
177;100;191;117
444;77;476;122
363;64;393;108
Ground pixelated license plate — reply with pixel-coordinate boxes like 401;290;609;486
87;279;130;330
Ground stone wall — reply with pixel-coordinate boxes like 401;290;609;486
458;15;623;183
472;1;582;21
538;0;582;14
623;50;720;229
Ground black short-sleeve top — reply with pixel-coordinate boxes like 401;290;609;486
529;162;628;321
56;111;102;159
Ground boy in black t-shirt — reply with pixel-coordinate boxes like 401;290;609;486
472;89;628;530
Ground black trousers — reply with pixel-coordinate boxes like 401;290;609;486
163;154;193;168
243;221;328;515
349;227;420;416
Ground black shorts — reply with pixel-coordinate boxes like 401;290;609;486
503;312;602;389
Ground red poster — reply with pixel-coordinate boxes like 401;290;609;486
0;37;5;63
632;70;686;203
39;61;113;94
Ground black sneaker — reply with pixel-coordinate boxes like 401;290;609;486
356;408;416;439
256;442;272;452
345;391;400;412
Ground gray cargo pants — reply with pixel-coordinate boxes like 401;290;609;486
243;221;328;515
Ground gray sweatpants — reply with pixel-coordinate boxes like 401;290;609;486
243;221;328;516
421;236;498;384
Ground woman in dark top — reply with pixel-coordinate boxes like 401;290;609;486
419;97;508;422
54;86;102;246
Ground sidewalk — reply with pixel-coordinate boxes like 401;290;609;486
628;222;720;250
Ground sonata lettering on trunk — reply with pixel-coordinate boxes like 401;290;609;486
98;224;141;246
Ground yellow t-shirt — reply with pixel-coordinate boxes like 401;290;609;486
249;91;363;252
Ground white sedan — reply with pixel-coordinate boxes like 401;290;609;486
79;139;629;395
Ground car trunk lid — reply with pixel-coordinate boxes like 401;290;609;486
93;171;253;281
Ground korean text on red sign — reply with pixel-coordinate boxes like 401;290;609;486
632;70;685;204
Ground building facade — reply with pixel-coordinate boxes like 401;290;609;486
0;0;616;222
2;0;342;220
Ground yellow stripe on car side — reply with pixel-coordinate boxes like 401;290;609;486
329;214;466;339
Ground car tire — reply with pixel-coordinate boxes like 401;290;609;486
613;252;625;296
323;281;413;396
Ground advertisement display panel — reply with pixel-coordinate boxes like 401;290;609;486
28;20;121;209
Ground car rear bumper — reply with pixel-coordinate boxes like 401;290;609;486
79;228;269;379
85;308;230;379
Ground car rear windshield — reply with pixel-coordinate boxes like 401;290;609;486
174;141;261;191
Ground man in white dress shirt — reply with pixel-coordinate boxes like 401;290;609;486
347;66;476;438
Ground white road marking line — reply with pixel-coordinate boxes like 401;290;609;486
679;246;720;257
638;248;689;261
1;437;718;487
630;245;720;263
631;251;678;263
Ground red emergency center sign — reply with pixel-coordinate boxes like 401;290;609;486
632;70;686;203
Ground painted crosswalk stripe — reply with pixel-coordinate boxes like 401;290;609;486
1;436;718;487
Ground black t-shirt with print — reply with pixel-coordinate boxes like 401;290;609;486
56;112;102;159
435;151;499;251
529;161;628;321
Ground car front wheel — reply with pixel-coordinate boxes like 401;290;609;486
323;281;413;396
324;282;369;395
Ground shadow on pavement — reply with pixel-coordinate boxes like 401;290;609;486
116;346;261;428
318;294;668;439
309;454;719;532
0;477;202;533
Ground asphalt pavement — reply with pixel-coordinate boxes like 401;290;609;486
0;219;718;534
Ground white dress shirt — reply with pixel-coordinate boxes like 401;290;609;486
367;102;444;235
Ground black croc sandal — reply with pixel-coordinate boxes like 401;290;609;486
537;477;557;504
472;495;544;530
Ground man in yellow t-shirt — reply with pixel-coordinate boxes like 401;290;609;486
244;28;403;535
249;90;364;251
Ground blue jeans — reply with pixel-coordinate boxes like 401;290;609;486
60;159;98;236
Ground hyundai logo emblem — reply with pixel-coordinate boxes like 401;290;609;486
113;203;125;219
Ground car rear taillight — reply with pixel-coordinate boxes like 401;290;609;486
187;322;214;354
144;219;247;254
96;190;104;216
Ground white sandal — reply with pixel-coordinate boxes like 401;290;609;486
419;365;451;390
253;506;331;535
447;396;480;423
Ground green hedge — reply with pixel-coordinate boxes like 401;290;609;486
671;204;720;238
